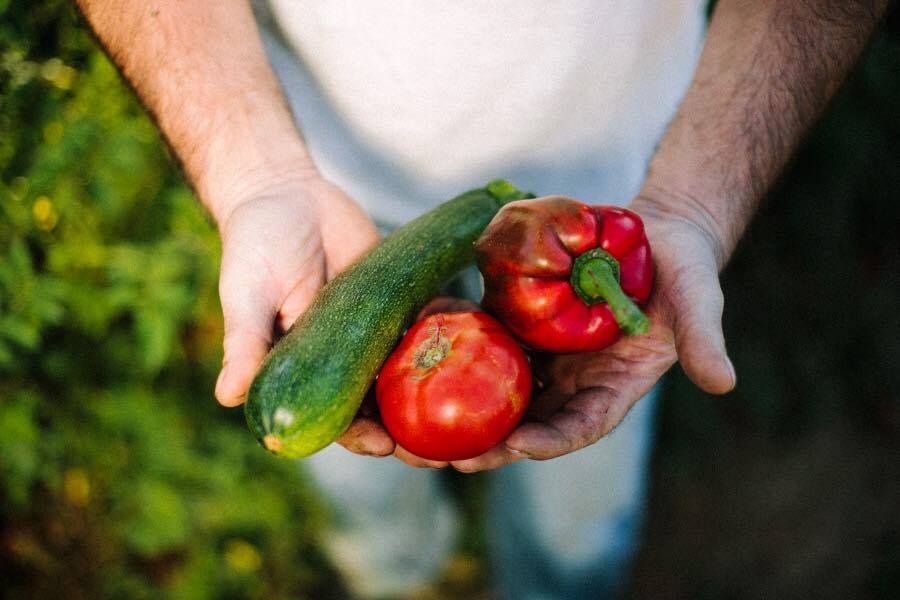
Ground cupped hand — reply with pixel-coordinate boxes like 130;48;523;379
216;181;736;471
214;175;379;407
214;175;475;462
449;194;737;473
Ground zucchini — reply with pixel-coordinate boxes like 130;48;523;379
245;180;533;458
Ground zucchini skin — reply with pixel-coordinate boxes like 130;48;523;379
244;180;531;458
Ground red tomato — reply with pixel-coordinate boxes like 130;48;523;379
376;312;531;462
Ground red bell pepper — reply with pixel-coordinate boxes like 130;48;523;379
475;196;653;353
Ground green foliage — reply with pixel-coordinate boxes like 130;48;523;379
1;3;340;598
4;2;898;598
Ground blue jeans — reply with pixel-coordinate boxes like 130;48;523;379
487;390;657;600
303;385;659;600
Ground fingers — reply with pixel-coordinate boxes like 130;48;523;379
275;273;325;332
389;444;521;472
336;417;396;457
505;385;624;459
216;263;278;407
392;445;449;469
215;331;270;407
668;262;736;394
450;445;523;473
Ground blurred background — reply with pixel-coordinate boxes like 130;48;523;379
1;2;898;599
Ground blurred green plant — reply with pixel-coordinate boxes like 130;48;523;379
1;3;341;598
4;2;899;599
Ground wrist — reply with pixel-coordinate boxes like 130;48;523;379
204;157;321;229
179;90;319;226
629;182;732;270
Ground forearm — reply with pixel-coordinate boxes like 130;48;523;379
75;0;314;224
638;0;889;265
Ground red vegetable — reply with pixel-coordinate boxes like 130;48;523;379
475;197;653;353
376;312;531;461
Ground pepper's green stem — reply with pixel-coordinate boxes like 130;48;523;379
571;248;650;336
487;179;536;204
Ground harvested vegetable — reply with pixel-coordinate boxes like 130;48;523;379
376;312;531;461
476;197;653;353
245;180;533;459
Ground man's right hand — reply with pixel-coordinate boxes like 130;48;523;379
214;175;379;407
73;2;382;411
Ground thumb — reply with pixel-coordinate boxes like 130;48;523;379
669;262;736;395
215;269;278;407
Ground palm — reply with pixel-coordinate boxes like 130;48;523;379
448;211;735;471
214;177;378;406
516;311;676;458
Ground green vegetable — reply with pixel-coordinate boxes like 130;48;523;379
244;180;533;458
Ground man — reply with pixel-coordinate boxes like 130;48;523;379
76;1;889;598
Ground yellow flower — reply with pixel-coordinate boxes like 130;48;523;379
223;539;262;574
32;196;59;231
41;58;77;90
63;468;90;506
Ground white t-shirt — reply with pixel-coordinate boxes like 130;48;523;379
261;1;706;225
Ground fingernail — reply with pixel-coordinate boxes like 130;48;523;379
506;445;530;458
214;367;228;398
726;357;737;388
363;443;395;458
215;367;244;406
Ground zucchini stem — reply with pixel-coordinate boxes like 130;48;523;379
487;179;536;204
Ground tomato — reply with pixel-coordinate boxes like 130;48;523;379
376;311;531;461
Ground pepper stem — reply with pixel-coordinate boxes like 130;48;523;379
571;248;649;336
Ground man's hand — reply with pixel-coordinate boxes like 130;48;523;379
352;194;736;472
215;175;379;406
338;194;737;472
73;1;390;414
448;195;735;472
446;0;890;472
